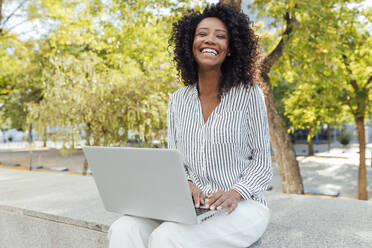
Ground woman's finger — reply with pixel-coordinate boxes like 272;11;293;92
208;190;223;201
225;202;237;215
207;190;223;208
210;194;227;210
216;198;231;210
200;191;205;206
193;189;200;208
190;185;197;205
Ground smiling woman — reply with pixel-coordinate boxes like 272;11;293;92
193;17;230;72
108;3;272;248
169;3;260;96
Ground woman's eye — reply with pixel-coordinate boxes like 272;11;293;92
217;35;226;39
199;33;206;36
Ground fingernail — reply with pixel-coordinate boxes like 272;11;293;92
217;206;221;210
206;204;209;208
196;204;199;208
211;206;215;210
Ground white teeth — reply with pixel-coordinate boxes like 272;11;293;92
201;48;218;56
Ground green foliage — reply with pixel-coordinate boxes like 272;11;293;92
21;0;200;148
272;78;296;128
250;0;372;136
0;33;45;131
284;80;352;137
339;129;351;146
3;0;370;152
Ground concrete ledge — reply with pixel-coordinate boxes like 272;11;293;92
0;205;107;232
261;193;372;248
0;168;371;248
0;207;107;248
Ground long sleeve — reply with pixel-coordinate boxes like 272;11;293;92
232;86;273;201
167;94;192;181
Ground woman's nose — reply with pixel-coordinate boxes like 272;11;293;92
204;34;216;44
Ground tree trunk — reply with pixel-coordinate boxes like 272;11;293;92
327;124;331;152
82;158;88;176
28;123;33;143
28;124;33;171
86;132;91;146
307;127;314;156
355;117;368;200
260;78;304;194
85;125;92;146
71;133;75;149
43;128;47;147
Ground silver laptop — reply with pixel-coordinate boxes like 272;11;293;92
83;146;222;224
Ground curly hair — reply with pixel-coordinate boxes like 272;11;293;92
169;3;261;96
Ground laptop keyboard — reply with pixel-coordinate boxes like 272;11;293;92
195;207;211;216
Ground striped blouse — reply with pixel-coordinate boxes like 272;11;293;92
167;83;272;207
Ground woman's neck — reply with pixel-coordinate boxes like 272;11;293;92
197;69;221;97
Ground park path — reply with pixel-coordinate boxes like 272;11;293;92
0;148;85;172
1;144;371;200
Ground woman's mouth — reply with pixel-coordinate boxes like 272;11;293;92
200;48;218;56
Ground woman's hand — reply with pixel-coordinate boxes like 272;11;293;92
188;180;205;208
207;189;242;215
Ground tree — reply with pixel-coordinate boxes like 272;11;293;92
28;0;196;174
308;3;371;199
284;81;350;155
1;0;201;174
28;0;184;148
0;0;84;131
0;38;44;136
339;14;371;200
264;0;371;199
222;0;370;196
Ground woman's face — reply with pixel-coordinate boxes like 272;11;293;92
193;17;229;71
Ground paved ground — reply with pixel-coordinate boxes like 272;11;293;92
271;158;372;200
1;143;371;200
1;167;371;248
0;148;85;172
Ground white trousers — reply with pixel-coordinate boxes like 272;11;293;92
107;199;270;248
